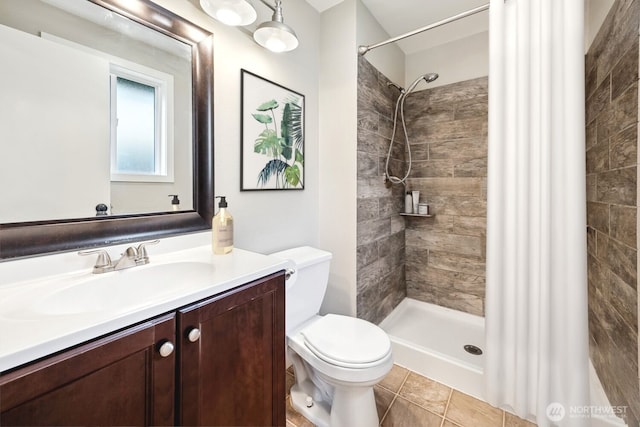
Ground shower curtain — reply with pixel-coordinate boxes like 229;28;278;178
485;0;589;426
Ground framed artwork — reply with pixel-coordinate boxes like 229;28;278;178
241;69;305;191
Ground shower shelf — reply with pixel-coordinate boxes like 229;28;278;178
399;213;434;218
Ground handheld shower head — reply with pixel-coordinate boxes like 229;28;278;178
423;73;439;83
405;72;439;94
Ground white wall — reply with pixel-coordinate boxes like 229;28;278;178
405;31;488;89
355;0;404;86
584;0;615;52
152;0;321;255
0;24;110;222
315;0;407;317
318;0;358;316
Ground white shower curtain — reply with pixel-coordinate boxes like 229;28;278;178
485;0;590;426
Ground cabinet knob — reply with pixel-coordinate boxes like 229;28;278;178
187;327;201;342
158;341;175;357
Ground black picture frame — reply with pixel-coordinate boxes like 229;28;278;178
240;69;305;191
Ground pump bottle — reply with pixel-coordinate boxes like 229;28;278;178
212;196;234;254
168;195;180;211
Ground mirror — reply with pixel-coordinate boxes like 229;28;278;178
0;0;214;260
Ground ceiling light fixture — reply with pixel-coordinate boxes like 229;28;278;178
199;0;257;26
253;0;298;53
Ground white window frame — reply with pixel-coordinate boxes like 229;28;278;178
109;64;173;182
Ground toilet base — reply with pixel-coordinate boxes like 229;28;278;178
290;381;331;427
290;373;380;427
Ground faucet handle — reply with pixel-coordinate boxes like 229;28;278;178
136;240;160;263
78;249;113;273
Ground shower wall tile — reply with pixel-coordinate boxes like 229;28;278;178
358;109;379;133
410;177;484;197
586;121;597;150
610;205;637;248
586;77;611;125
358;198;379;222
410;144;430;162
356;57;406;325
404;217;455;238
586;141;610;173
357;151;378;177
418;117;485;142
610;125;637;168
427;251;486;277
358;177;394;199
453;158;487;178
404;77;489;316
429;138;487;160
357;218;391;246
454;98;488;121
587;202;610;233
586;0;639;422
452;216;486;237
596;232;637;287
595;167;637;205
410;160;455;178
357;241;378;269
586;174;598;202
611;40;639;100
405;230;483;258
427;195;487;217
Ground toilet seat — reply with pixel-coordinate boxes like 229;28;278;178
301;314;391;369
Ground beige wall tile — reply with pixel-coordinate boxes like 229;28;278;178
406;230;483;257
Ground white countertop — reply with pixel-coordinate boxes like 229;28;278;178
0;236;289;372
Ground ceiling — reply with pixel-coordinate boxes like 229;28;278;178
304;0;490;55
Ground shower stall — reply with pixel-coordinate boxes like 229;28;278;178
356;54;489;398
354;0;639;424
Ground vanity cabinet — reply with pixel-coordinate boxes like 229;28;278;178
0;272;285;427
0;314;176;426
178;272;286;426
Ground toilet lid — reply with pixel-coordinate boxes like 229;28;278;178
301;314;391;368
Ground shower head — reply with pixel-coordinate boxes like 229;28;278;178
404;72;439;94
423;73;439;83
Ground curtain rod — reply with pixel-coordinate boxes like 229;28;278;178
358;3;489;56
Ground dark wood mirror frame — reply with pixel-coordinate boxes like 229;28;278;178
0;0;214;260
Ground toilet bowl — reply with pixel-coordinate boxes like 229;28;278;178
271;246;393;427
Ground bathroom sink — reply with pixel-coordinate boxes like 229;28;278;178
14;262;215;318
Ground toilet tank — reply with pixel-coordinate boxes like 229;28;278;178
270;246;332;334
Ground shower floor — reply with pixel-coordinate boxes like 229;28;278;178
379;298;485;399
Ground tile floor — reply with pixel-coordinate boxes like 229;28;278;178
285;364;537;427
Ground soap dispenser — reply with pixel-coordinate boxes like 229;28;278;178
212;196;234;254
168;194;180;211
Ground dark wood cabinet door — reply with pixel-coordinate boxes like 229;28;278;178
178;272;285;427
0;313;176;426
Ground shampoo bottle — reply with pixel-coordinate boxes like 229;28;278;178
405;191;413;214
212;196;233;254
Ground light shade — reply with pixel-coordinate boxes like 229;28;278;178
200;0;256;26
252;0;298;52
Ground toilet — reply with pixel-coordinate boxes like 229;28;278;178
271;246;393;427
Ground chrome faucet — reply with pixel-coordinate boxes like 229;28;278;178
79;240;159;274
